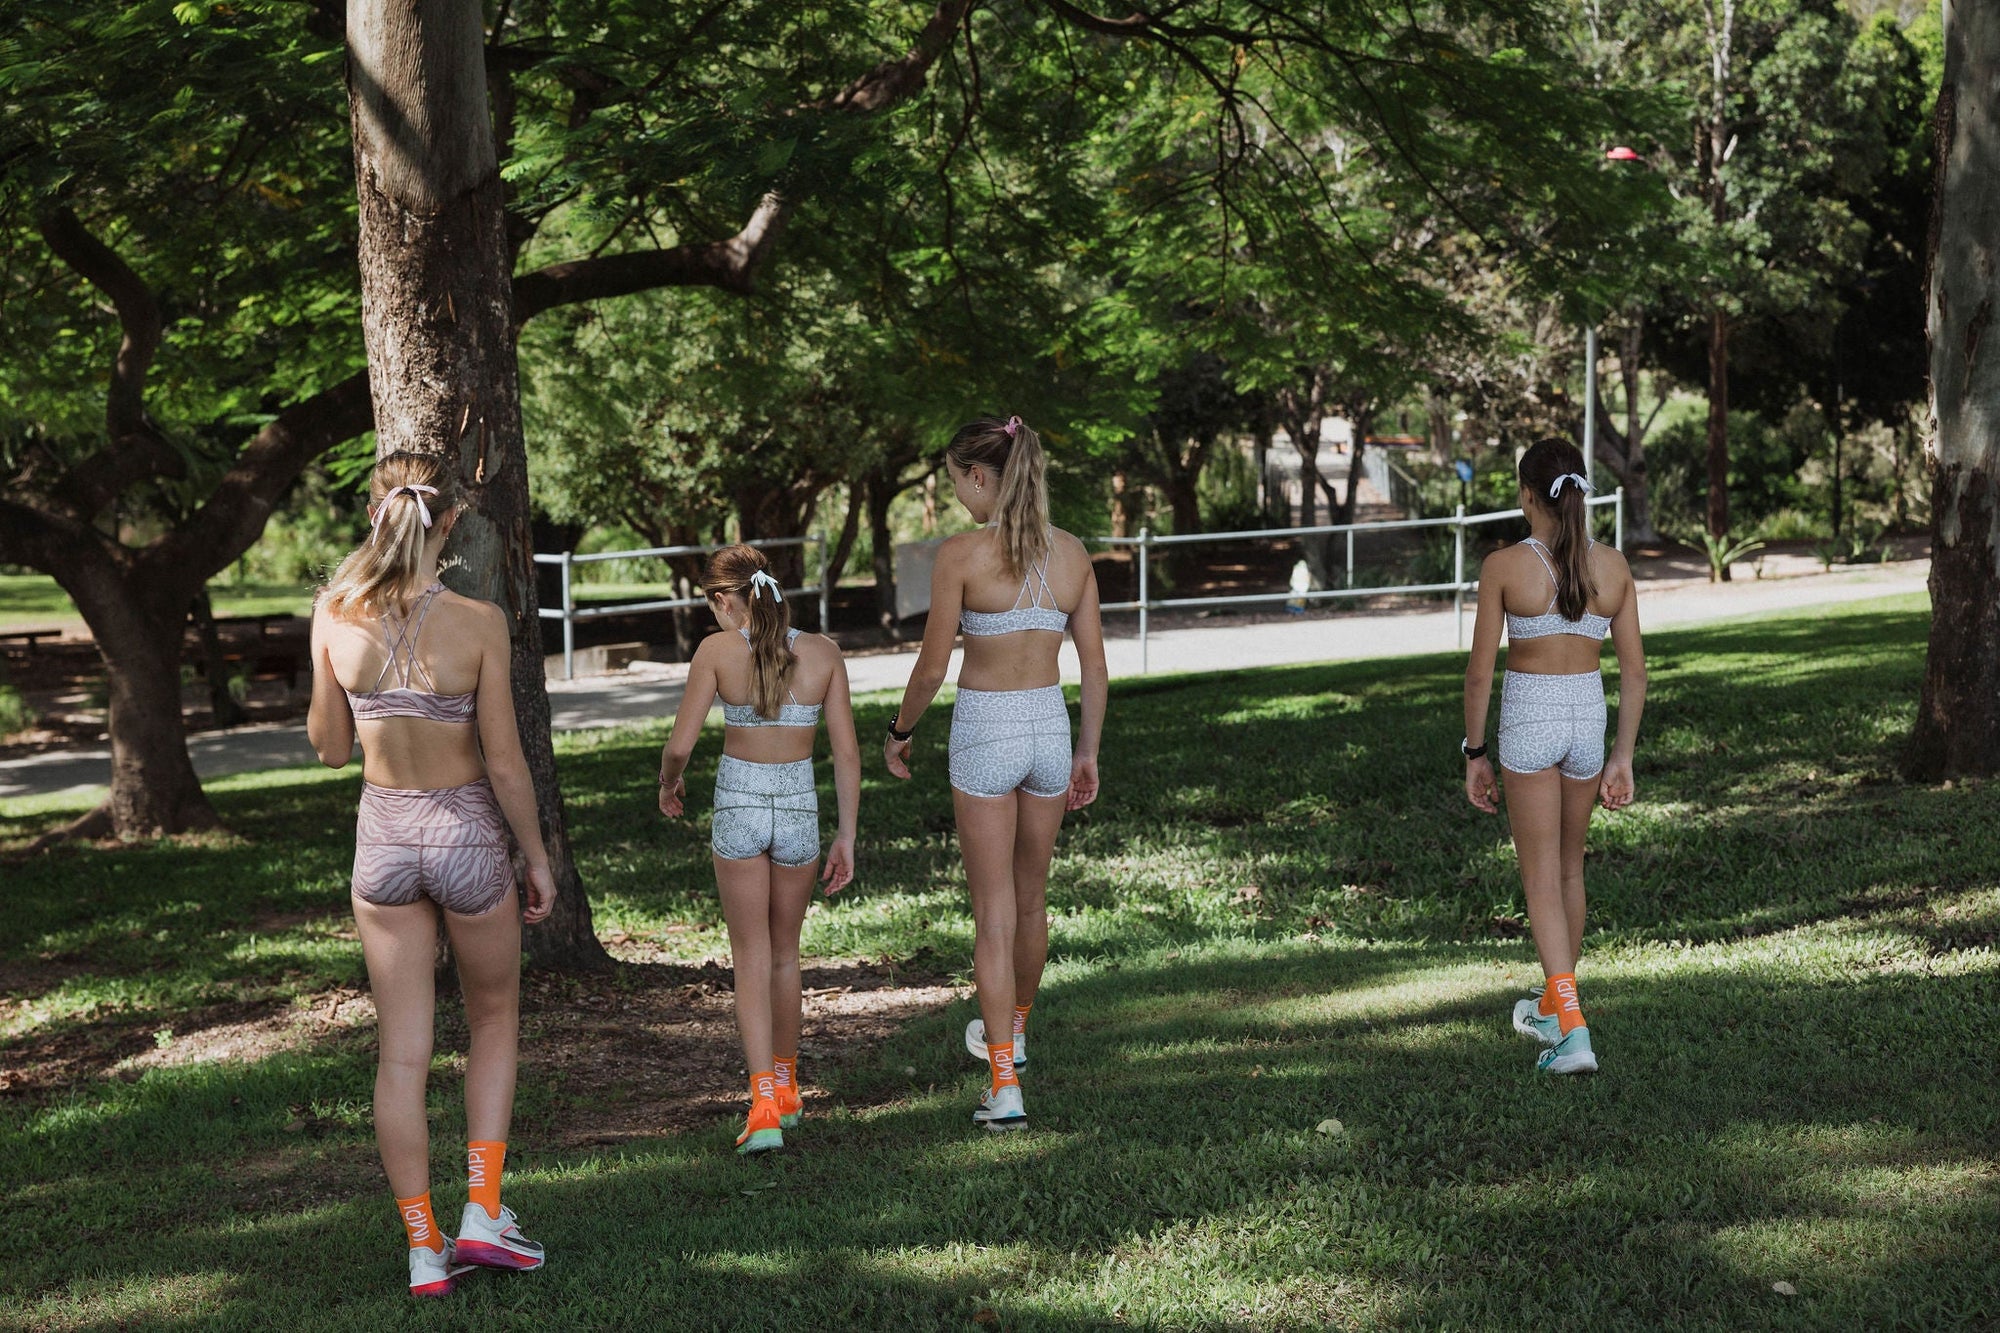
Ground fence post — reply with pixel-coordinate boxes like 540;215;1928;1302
816;532;831;634
1137;527;1151;676
560;550;575;681
1453;504;1466;650
1345;527;1355;588
1615;487;1626;553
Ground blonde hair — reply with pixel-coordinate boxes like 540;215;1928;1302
704;544;795;719
947;414;1048;577
320;452;458;621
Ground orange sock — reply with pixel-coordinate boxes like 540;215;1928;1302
750;1070;778;1104
1539;972;1585;1035
773;1055;797;1093
1012;1003;1032;1038
396;1191;445;1253
987;1038;1019;1090
467;1140;505;1221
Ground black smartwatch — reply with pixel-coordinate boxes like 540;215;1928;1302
1460;738;1488;760
888;718;915;743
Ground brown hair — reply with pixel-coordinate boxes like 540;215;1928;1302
704;544;794;719
946;415;1048;577
1517;438;1596;621
320;451;458;621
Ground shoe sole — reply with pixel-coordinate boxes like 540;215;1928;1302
454;1240;545;1271
410;1277;456;1298
778;1112;801;1129
736;1127;784;1155
964;1020;1028;1068
1538;1052;1599;1075
974;1115;1028;1131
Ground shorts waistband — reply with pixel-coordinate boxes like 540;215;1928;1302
1502;669;1603;683
360;777;496;801
716;754;816;795
951;684;1067;721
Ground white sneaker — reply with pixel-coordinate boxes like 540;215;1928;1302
408;1240;473;1298
1512;996;1562;1046
1536;1025;1599;1076
971;1082;1027;1130
455;1203;546;1271
965;1017;1027;1068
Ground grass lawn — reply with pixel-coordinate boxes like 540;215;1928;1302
2;594;1996;1329
0;574;317;631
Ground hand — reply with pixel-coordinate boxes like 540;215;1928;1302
657;774;684;817
1066;754;1100;810
821;836;855;896
1599;756;1635;810
1465;755;1499;813
884;734;913;780
521;862;557;924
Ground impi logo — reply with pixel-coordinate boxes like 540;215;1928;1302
401;1201;434;1246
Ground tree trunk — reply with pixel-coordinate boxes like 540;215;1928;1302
867;471;900;634
1911;4;2000;781
349;0;609;970
824;482;864;619
1705;307;1732;577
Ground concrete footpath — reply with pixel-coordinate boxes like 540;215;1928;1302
0;561;1928;802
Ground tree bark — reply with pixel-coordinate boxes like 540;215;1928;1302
349;0;610;970
1911;3;2000;780
189;588;247;729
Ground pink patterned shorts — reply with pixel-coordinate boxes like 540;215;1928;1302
352;779;515;916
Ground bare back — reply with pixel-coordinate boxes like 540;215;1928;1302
949;527;1095;691
707;629;841;764
316;588;493;789
1495;540;1632;676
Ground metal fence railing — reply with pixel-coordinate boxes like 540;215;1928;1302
533;535;830;680
1095;489;1624;673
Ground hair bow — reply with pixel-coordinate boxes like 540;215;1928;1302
749;568;784;602
1548;473;1592;499
371;484;439;540
1002;415;1023;438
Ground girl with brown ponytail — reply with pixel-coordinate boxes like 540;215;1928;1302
884;415;1109;1132
656;543;859;1153
1462;438;1647;1078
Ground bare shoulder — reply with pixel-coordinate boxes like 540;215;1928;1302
937;529;984;563
792;629;843;666
1049;527;1092;562
1591;543;1634;585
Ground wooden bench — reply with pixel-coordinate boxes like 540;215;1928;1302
0;628;65;657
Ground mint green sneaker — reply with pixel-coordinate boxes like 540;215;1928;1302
1512;996;1561;1046
1535;1025;1598;1075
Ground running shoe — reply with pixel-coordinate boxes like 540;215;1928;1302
408;1240;473;1297
1535;1025;1599;1076
1512;996;1562;1046
776;1083;804;1130
964;1017;1027;1069
454;1203;546;1271
971;1083;1028;1131
736;1098;784;1155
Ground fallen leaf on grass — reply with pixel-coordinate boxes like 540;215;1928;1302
1316;1119;1344;1136
973;1311;999;1327
1771;1281;1797;1297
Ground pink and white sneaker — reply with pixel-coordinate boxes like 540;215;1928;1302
409;1240;473;1297
455;1203;546;1271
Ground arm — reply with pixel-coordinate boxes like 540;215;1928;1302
1463;555;1506;814
472;603;556;923
305;604;355;768
657;640;719;816
819;644;859;894
885;541;963;779
1066;560;1107;810
1600;565;1646;810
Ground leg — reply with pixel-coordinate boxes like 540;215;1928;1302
1009;791;1067;1012
766;858;818;1069
715;853;776;1076
442;887;523;1144
1500;765;1569;979
1556;774;1600;973
954;786;1021;1072
353;896;441;1199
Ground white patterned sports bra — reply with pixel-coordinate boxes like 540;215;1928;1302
959;554;1069;637
720;628;822;727
1505;538;1613;642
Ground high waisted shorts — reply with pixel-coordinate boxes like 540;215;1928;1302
1497;669;1607;781
353;778;515;915
713;755;820;867
949;685;1072;800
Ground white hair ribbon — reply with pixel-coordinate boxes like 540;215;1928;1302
1548;473;1592;499
749;568;784;603
370;484;438;540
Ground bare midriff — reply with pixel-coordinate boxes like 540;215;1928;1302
721;723;817;764
357;717;488;790
958;629;1064;693
1504;632;1609;677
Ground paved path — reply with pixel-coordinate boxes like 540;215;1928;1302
0;561;1928;802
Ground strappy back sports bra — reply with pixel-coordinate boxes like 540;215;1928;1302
343;583;478;723
720;628;822;728
959;550;1069;637
1505;537;1613;642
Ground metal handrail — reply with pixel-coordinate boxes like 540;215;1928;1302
532;534;831;680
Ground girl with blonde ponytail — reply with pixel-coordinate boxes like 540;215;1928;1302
1462;438;1647;1080
308;451;556;1298
657;543;859;1154
885;415;1109;1132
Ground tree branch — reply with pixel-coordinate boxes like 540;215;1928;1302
817;0;976;113
512;191;788;319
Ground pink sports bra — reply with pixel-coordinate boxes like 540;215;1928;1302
342;584;478;724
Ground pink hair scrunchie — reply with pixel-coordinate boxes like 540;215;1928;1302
1003;416;1023;438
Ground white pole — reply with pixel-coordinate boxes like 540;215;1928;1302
1583;324;1598;493
1137;527;1151;676
816;532;831;634
560;550;575;681
1453;503;1466;650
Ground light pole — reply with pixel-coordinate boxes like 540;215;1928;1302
1585;147;1645;506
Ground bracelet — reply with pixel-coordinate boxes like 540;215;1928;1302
887;719;914;743
1460;739;1488;760
658;774;677;787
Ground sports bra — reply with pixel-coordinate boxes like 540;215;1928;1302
342;584;478;723
1505;538;1613;642
720;628;822;728
959;551;1069;637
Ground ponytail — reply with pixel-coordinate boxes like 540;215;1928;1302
947;414;1050;577
1517;438;1597;621
320;451;457;621
703;545;796;719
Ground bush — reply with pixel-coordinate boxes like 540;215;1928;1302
1198;444;1265;533
0;680;36;735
